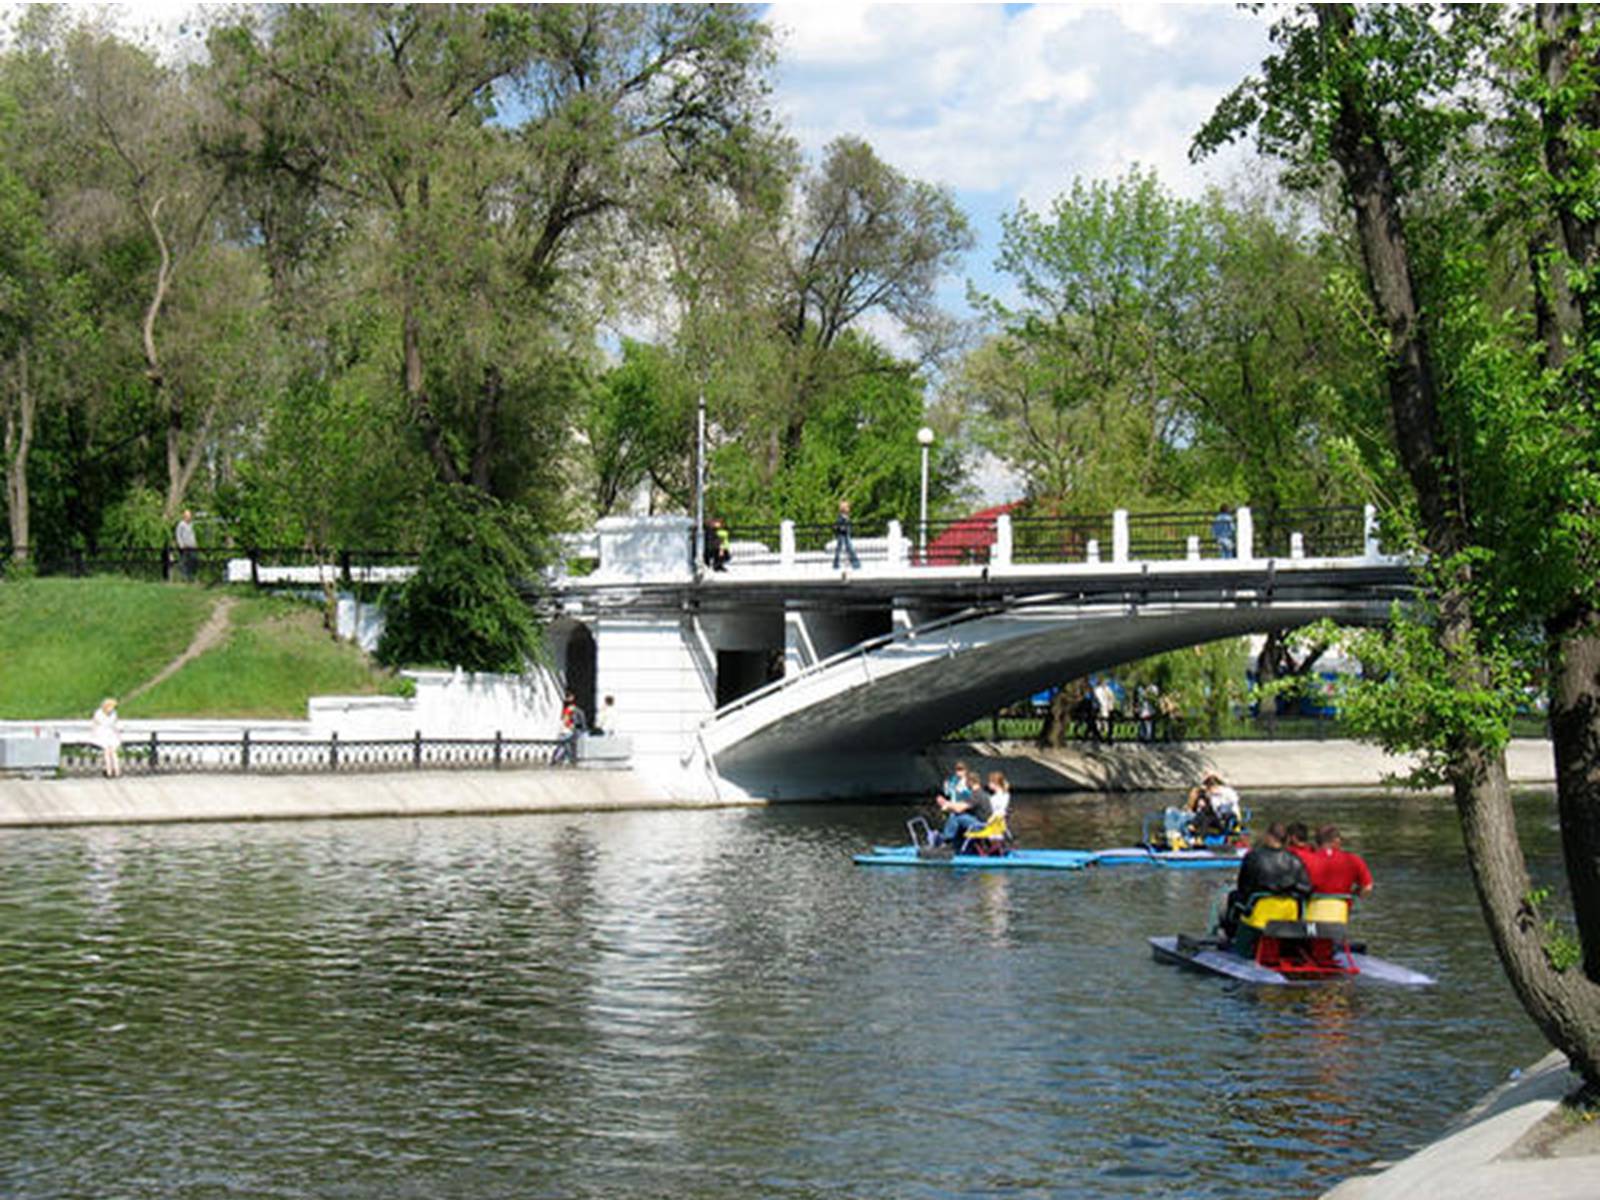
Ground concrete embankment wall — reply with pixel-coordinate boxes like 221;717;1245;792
928;737;1556;796
0;768;722;829
0;739;1556;829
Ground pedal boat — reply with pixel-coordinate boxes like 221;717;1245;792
854;815;1093;871
1093;811;1249;869
1149;893;1435;986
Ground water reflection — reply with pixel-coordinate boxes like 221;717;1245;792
0;791;1559;1199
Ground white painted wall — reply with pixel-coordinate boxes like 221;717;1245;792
595;613;717;769
591;515;693;582
308;666;564;739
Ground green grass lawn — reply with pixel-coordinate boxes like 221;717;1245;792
0;576;214;717
0;578;408;719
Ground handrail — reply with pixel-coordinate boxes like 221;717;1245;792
694;588;1134;736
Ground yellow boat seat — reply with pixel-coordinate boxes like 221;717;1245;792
1305;894;1352;924
964;814;1009;841
1240;894;1301;929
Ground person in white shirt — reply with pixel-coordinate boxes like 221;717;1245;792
90;697;123;778
986;770;1012;823
1203;773;1242;832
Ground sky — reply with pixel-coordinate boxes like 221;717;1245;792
765;3;1275;321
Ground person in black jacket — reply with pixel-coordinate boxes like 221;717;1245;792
832;499;861;571
1219;822;1310;939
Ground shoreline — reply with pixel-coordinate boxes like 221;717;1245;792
1321;1051;1600;1199
0;737;1556;829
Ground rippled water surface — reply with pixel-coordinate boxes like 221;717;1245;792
0;790;1561;1198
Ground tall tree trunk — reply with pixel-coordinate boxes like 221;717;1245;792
1319;6;1460;556
3;346;34;562
1452;734;1600;1085
164;395;218;521
1539;4;1600;333
1536;3;1600;989
1548;606;1600;982
1320;2;1600;1085
403;300;464;488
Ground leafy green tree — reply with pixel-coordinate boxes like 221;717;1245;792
963;169;1201;512
1198;3;1600;1085
580;341;696;518
377;491;547;674
57;22;240;522
209;3;777;515
710;331;950;529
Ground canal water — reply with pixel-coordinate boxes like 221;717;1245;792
1;790;1561;1199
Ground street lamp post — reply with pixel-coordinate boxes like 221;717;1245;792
917;426;934;563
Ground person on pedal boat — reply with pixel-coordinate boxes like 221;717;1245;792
985;771;1011;823
933;767;991;846
1219;823;1310;939
1203;774;1242;834
1285;822;1316;871
940;760;972;806
1160;786;1217;848
1306;825;1374;898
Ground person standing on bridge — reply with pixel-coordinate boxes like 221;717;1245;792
1212;504;1236;559
833;499;861;573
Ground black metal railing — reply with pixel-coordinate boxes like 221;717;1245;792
1253;506;1370;558
1009;514;1117;564
58;731;561;778
4;546;419;587
915;513;998;566
941;710;1550;744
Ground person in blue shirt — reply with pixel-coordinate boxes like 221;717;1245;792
1212;504;1236;559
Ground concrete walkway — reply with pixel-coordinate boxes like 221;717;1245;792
0;768;737;827
0;735;1556;827
1324;1052;1600;1199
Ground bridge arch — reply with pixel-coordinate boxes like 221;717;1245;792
699;596;1393;796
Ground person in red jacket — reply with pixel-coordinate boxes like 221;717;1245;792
1286;821;1317;872
1306;825;1374;897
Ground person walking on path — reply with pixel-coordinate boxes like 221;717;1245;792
833;500;861;573
90;697;123;778
175;509;199;581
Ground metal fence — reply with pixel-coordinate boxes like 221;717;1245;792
1009;513;1117;564
58;731;561;778
942;710;1551;744
1252;506;1370;558
3;546;417;587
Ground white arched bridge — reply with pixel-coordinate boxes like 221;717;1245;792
548;504;1415;798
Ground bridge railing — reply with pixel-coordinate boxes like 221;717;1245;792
1253;506;1370;558
1008;514;1116;564
916;513;998;565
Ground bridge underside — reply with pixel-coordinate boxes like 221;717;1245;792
707;600;1389;799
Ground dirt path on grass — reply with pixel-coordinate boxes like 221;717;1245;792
125;595;238;701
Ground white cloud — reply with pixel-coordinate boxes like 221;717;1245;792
769;3;1273;315
771;3;1269;199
